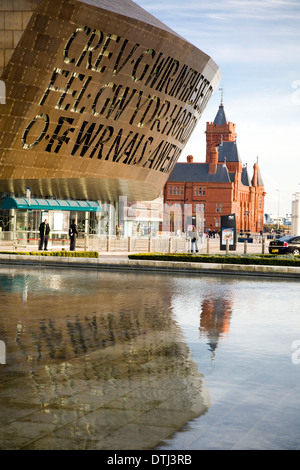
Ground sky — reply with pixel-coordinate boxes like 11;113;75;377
134;0;300;219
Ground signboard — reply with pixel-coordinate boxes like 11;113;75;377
53;212;64;231
222;227;234;245
220;214;237;251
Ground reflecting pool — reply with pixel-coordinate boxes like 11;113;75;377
0;267;299;450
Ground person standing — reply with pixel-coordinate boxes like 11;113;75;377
69;219;78;251
39;219;50;250
27;222;31;243
189;226;199;254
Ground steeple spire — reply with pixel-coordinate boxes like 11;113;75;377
213;91;228;125
206;89;236;165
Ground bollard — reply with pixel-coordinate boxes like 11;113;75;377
226;238;229;254
128;236;131;252
206;237;210;254
262;238;265;254
106;235;110;252
148;237;152;253
168;237;172;253
244;240;247;254
84;235;89;251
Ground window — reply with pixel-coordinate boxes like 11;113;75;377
195;203;204;212
216;204;219;212
168;186;172;195
220;203;223;213
202;187;206;196
198;187;202;196
194;187;198;196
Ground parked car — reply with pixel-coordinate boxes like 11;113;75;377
269;235;300;255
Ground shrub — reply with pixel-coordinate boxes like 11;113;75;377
0;250;99;258
128;252;300;267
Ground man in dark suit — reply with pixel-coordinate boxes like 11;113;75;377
69;219;78;251
39;219;50;250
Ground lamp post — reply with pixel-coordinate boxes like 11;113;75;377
276;189;280;232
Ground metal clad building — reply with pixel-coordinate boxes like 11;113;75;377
0;0;220;202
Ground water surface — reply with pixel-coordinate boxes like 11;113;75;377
0;267;299;450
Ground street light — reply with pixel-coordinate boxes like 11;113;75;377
276;189;280;232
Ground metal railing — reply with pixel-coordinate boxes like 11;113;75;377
0;231;194;253
86;234;193;253
0;231;270;254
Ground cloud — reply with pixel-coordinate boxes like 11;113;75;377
136;0;300;21
135;0;300;215
179;84;300;215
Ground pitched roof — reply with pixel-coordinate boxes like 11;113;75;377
217;140;241;163
228;171;235;183
251;166;264;186
257;167;264;186
168;163;232;183
213;104;228;125
241;166;252;187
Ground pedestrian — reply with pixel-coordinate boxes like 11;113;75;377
39;218;50;250
69;219;78;251
27;222;31;243
189;226;199;254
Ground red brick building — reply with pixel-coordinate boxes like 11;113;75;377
163;100;266;234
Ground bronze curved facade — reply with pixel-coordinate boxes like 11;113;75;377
0;0;220;201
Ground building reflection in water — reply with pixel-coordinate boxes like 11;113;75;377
170;278;234;362
199;294;233;360
0;268;209;450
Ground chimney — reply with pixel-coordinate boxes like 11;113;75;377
187;155;194;163
252;163;258;187
209;146;218;174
